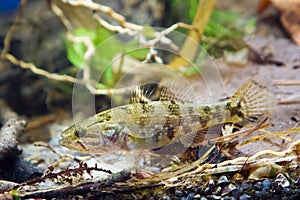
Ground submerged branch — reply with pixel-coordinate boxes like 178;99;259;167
0;100;26;158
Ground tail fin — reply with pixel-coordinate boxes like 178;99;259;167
229;78;275;125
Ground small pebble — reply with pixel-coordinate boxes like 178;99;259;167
255;190;264;198
254;181;263;190
200;197;207;200
175;190;183;197
241;182;252;190
187;193;194;200
207;195;221;200
208;179;215;186
217;175;229;185
239;194;251;200
221;183;237;196
236;185;243;193
261;187;267;195
222;197;236;200
231;186;243;199
275;173;290;188
162;196;171;200
262;179;271;189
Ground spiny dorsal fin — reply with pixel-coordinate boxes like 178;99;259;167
159;85;188;102
129;84;153;103
129;83;194;104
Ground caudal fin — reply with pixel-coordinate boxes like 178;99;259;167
229;78;275;125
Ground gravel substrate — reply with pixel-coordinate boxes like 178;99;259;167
158;173;300;200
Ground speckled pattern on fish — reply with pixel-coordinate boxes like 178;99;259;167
59;78;274;154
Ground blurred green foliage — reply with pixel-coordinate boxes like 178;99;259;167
166;0;256;57
64;1;256;88
64;27;149;88
202;10;256;57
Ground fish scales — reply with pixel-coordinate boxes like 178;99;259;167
108;101;229;150
59;78;274;154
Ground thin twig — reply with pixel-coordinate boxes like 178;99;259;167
3;0;200;97
25;114;56;131
64;0;143;30
2;53;86;84
0;0;27;58
33;141;80;162
13;162;112;191
278;93;300;104
273;79;300;86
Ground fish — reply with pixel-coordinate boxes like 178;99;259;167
59;78;274;155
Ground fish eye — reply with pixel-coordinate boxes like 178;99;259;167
74;126;86;138
104;128;116;137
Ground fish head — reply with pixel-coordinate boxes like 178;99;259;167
59;122;130;154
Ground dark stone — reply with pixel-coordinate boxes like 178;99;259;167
0;156;42;183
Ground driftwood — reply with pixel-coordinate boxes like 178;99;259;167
0;99;26;158
0;99;42;183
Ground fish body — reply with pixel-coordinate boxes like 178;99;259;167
59;79;274;154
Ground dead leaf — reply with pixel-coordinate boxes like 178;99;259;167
257;0;271;13
259;0;300;46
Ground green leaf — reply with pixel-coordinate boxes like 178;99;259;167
102;64;114;87
125;39;149;60
91;28;123;72
65;40;86;68
65;28;96;68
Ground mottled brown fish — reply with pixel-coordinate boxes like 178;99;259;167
59;78;274;154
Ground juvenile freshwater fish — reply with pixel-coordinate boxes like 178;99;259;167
59;78;274;154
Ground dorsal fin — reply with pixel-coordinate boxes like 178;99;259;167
129;83;194;104
129;84;154;103
159;85;190;103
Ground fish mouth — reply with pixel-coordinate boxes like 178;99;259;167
59;139;88;152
